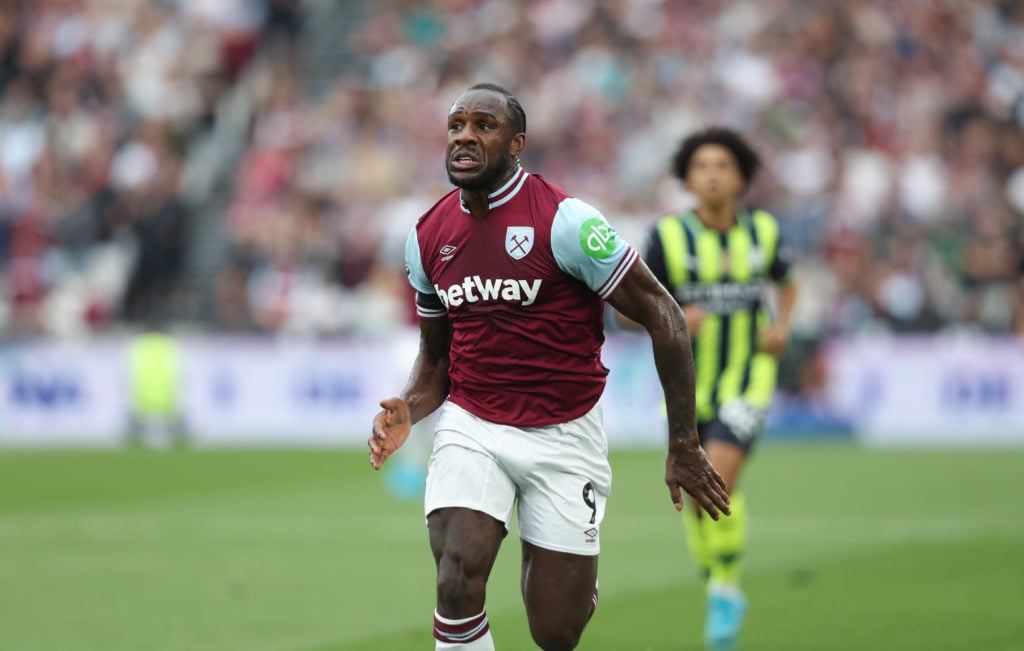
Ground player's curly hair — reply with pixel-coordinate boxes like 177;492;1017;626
671;127;761;186
467;82;526;135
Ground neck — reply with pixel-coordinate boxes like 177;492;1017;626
694;201;736;233
460;189;491;220
460;164;521;219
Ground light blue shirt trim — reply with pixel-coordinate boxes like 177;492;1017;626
405;228;434;294
550;197;635;297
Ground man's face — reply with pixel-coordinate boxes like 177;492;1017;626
446;89;523;191
685;144;745;204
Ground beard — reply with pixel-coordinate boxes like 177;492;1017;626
447;154;515;192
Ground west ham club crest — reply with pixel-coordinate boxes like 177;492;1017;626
505;226;534;260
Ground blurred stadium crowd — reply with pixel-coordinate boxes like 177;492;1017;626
1;1;1022;376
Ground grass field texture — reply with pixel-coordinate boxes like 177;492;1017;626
1;444;1021;651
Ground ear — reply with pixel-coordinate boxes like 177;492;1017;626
510;133;525;158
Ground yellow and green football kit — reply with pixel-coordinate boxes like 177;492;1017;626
644;207;793;586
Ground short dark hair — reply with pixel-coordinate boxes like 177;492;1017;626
671;127;761;185
467;82;526;135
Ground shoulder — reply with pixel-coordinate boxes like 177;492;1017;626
415;190;461;234
406;191;458;288
521;173;574;219
548;193;637;292
526;173;572;203
750;208;780;227
748;208;781;240
518;173;601;235
652;213;683;233
646;215;680;252
549;195;614;251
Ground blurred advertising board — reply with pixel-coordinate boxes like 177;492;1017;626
825;335;1024;447
1;333;1021;447
0;339;129;445
178;333;674;447
179;336;413;445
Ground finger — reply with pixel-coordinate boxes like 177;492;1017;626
369;440;384;457
699;494;721;520
718;478;731;501
370;415;388;442
714;494;731;517
691;475;731;519
712;469;728;491
703;474;730;510
704;504;721;520
668;483;683;511
370;447;389;470
716;485;731;507
368;427;385;453
710;485;731;516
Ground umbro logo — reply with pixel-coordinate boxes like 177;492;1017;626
583;528;598;541
440;244;457;261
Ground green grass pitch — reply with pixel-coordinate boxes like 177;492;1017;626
1;443;1021;650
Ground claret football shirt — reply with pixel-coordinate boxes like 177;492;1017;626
405;166;638;426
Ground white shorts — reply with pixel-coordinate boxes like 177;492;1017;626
424;401;612;556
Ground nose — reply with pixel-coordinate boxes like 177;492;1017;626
452;125;479;144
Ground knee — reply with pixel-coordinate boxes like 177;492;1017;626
529;620;585;651
436;552;488;614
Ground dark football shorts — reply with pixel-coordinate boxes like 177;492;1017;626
698;415;760;455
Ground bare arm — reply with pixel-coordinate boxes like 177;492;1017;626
617;299;704;339
368;318;452;469
758;280;798;357
607;260;730;519
400;318;452;422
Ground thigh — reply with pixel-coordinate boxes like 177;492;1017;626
520;541;598;642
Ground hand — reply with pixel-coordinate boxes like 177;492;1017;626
664;439;731;519
368;397;413;470
757;323;790;358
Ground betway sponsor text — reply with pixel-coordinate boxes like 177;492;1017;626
434;276;543;308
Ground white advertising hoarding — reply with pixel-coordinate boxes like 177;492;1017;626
825;335;1024;446
601;334;667;447
0;340;129;445
180;335;416;445
1;333;1022;447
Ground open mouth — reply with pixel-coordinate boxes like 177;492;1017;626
450;152;481;171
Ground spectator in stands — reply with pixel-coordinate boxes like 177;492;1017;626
0;0;1021;420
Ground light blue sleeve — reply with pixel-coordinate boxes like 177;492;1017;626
551;197;639;299
404;227;434;294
